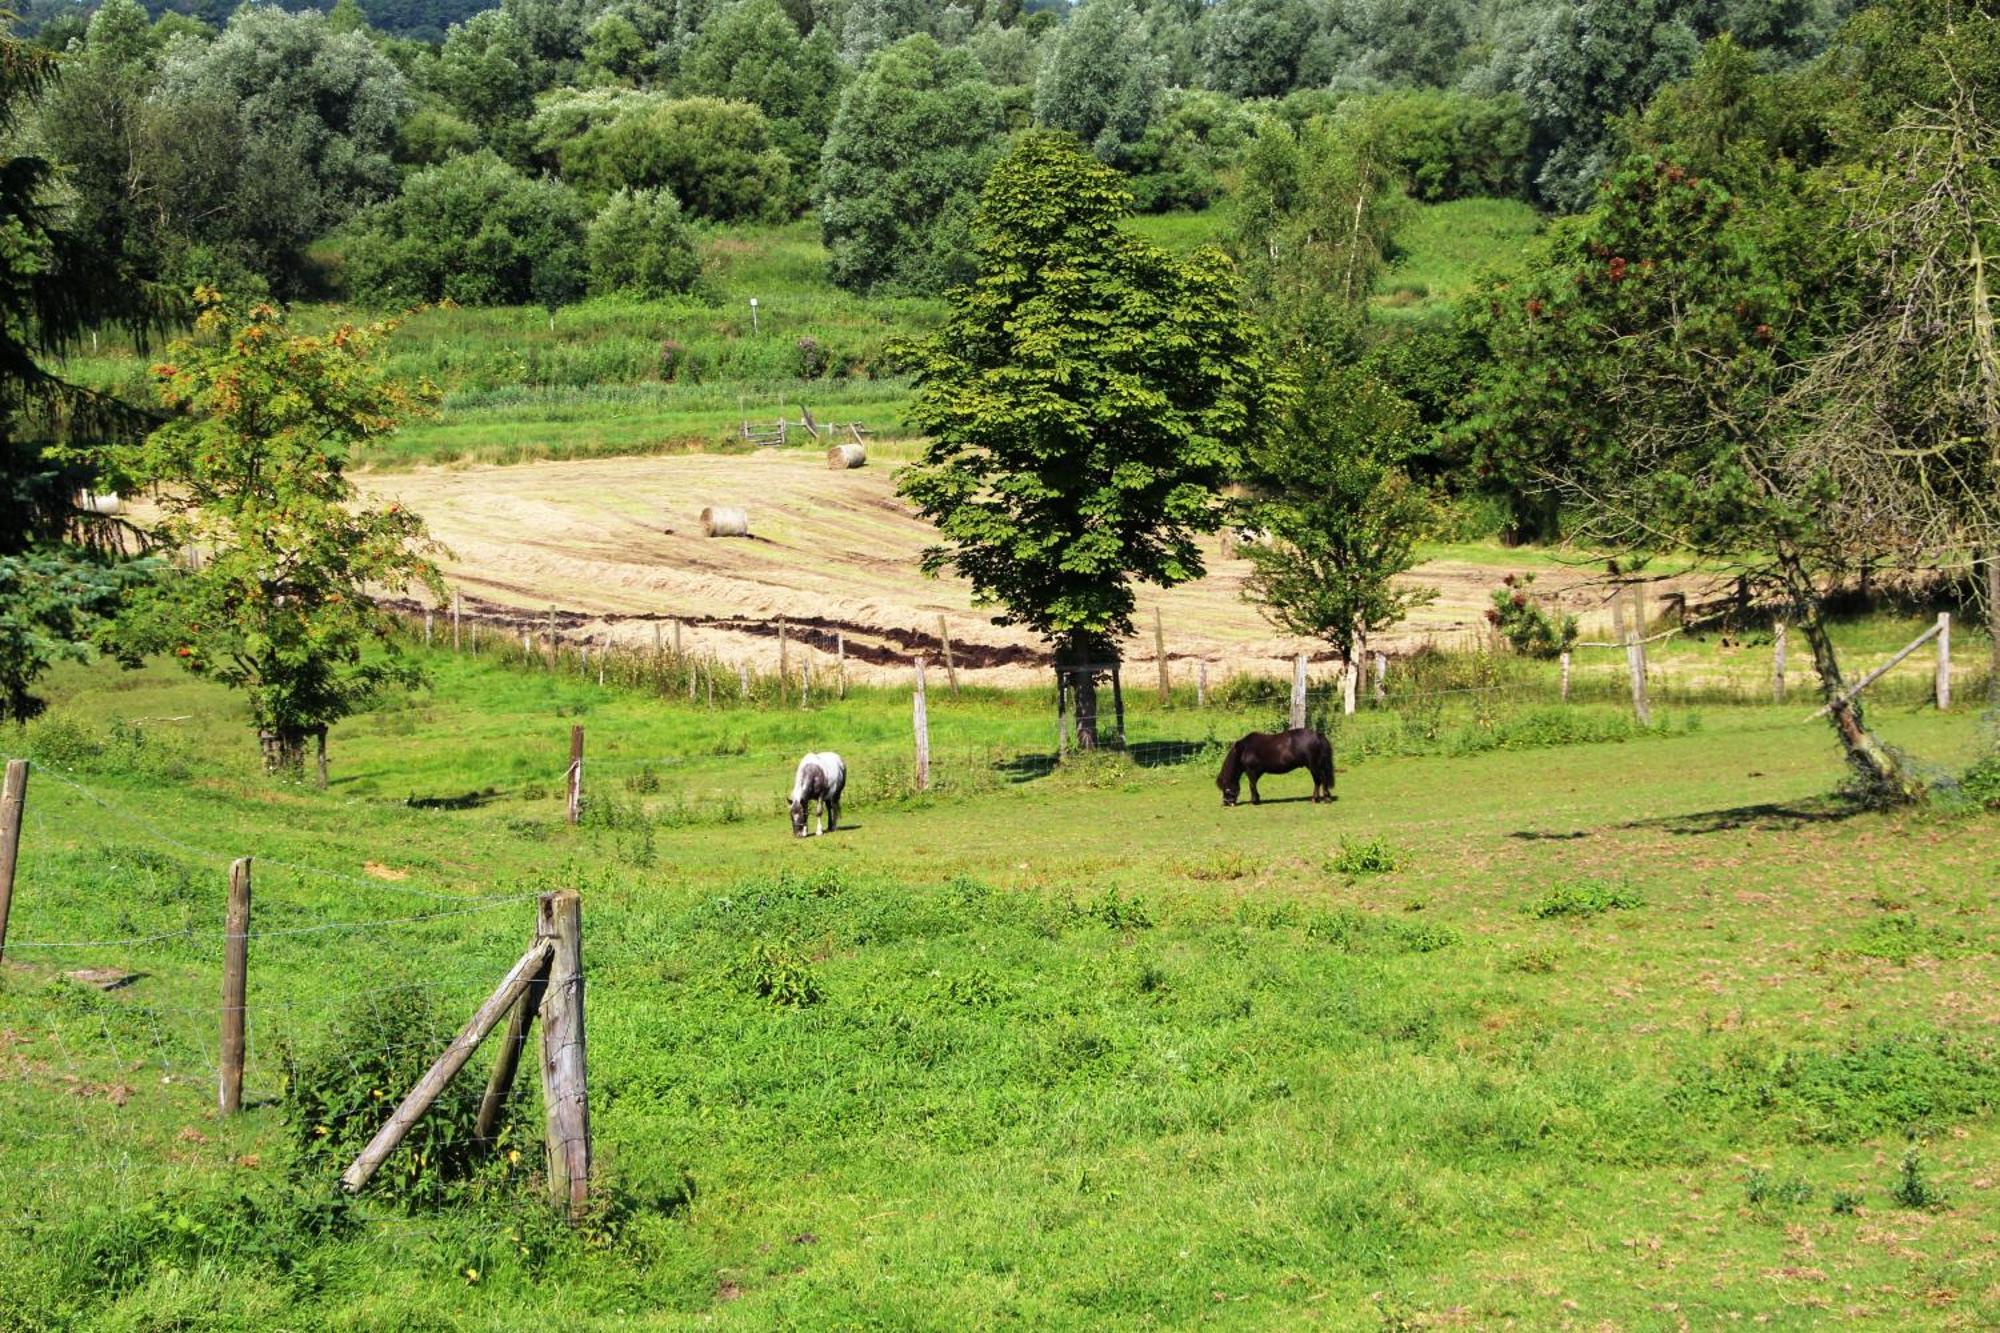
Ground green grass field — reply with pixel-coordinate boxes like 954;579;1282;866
2;625;1996;1327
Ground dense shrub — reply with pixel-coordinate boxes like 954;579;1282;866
559;96;799;223
1487;572;1577;659
1353;89;1532;202
584;187;702;298
343;151;587;307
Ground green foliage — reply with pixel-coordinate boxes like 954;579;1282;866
896;132;1277;666
817;35;1006;294
676;0;845;163
1848;913;1975;965
1354;88;1531;203
344;151;589;307
1031;0;1161;164
1961;755;2000;810
1743;1168;1813;1209
584;188;703;299
282;983;495;1208
742;938;823;1005
1673;1033;2000;1144
1486;573;1576;659
559;95;799;223
105;295;443;770
1527;880;1642;919
1239;357;1437;662
1125;88;1261;214
1892;1149;1945;1210
0;552;154;724
1329;834;1404;876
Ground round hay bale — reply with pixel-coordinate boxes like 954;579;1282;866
701;505;749;537
76;490;122;516
826;443;867;470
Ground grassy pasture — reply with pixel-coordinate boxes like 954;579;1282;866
1;630;1996;1328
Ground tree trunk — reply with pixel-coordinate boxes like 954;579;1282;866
1056;638;1112;751
1779;554;1913;800
1986;549;2000;704
259;726;310;778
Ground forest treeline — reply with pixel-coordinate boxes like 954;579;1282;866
25;0;1865;306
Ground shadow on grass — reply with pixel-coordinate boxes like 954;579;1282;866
994;740;1217;784
404;788;500;810
1626;795;1863;836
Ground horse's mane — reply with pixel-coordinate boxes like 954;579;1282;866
1216;740;1241;789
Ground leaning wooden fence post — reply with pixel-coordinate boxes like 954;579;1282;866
341;932;555;1194
1154;608;1170;703
938;616;959;698
538;891;590;1218
219;856;251;1114
566;726;583;825
913;657;930;791
1936;611;1951;710
474;953;547;1146
1289;653;1307;730
0;759;26;963
1773;620;1787;703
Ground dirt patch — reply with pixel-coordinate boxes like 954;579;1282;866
365;452;1723;686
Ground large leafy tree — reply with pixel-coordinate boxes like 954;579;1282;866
107;295;444;777
816;34;1006;293
1461;153;1919;793
897;131;1277;746
1031;0;1161;166
677;0;845;164
1;20;167;723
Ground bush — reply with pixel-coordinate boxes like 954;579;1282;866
1959;754;2000;809
1487;572;1577;659
560;96;799;223
281;983;498;1208
1528;880;1642;919
742;939;822;1005
343;151;588;308
584;188;702;298
1329;835;1404;876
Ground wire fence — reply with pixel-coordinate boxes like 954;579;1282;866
0;762;549;1227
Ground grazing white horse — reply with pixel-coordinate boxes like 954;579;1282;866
789;752;846;837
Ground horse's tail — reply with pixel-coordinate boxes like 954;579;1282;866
1216;740;1240;790
1314;732;1336;786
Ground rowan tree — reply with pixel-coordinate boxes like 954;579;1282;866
107;293;444;778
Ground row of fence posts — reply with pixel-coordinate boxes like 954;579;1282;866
0;758;593;1218
436;588;1968;745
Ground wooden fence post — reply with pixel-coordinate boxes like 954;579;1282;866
1055;671;1069;755
777;619;788;704
1625;588;1651;726
913;658;930;791
0;759;25;963
1773;620;1787;703
938;616;959;698
452;590;462;652
1559;650;1571;702
566;726;583;825
538;891;590;1218
739;662;750;698
1342;658;1358;716
1197;661;1207;708
424;608;433;648
1290;653;1307;730
219;856;251;1114
1154;608;1170;703
521;630;531;660
474;954;547;1145
801;660;811;708
1936;611;1951;710
342;934;555;1193
673;619;683;658
546;606;556;666
836;632;847;699
1374;653;1387;704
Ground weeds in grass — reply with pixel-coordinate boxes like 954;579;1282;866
1831;1189;1863;1215
1892;1149;1946;1209
742;940;822;1006
1744;1168;1813;1209
1505;946;1560;974
1528;880;1643;919
1329;835;1404;876
1850;912;1975;963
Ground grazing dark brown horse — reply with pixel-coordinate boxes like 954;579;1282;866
1217;728;1335;807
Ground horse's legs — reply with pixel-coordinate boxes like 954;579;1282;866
1249;773;1261;805
826;798;840;833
